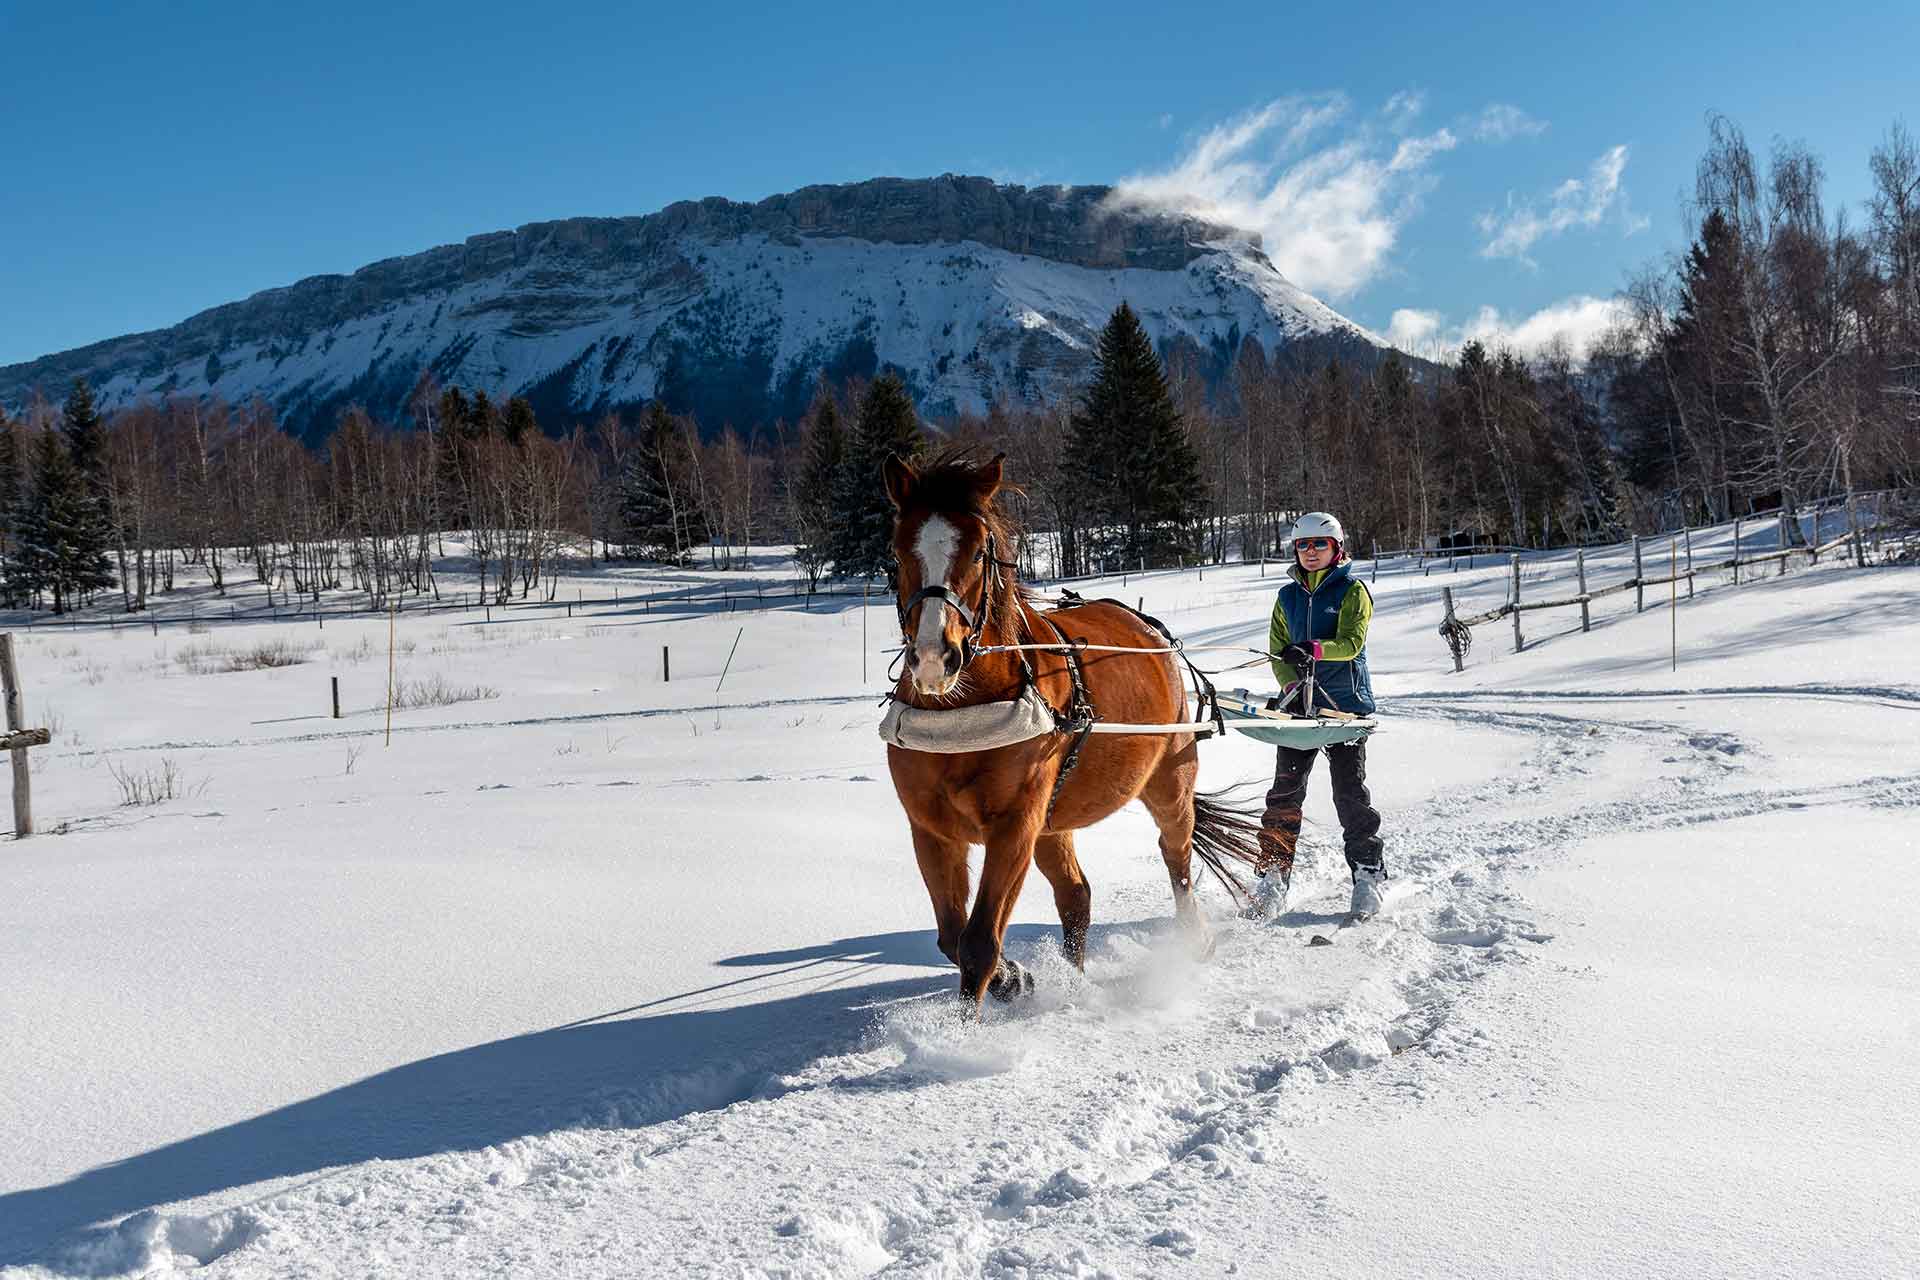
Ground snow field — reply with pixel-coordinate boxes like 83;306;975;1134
2;530;1918;1277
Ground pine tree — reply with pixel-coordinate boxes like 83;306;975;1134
59;378;116;600
437;386;471;438
14;429;114;613
466;389;498;440
436;386;471;529
503;396;538;447
1062;303;1201;569
61;378;107;489
0;415;20;606
827;373;924;581
793;390;846;588
620;402;704;564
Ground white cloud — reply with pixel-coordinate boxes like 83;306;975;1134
1106;94;1459;299
1381;295;1632;363
1472;104;1549;143
1461;295;1633;358
1478;144;1639;264
1383;90;1425;127
1384;308;1444;351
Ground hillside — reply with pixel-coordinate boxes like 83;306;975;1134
0;176;1387;440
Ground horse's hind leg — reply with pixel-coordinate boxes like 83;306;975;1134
1141;744;1214;960
1033;831;1091;970
910;825;971;969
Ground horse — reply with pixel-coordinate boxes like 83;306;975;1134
881;449;1266;1009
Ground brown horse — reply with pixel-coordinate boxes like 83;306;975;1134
882;450;1265;1009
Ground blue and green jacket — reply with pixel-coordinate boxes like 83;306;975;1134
1268;559;1376;715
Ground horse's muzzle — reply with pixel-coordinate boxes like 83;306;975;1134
910;640;964;695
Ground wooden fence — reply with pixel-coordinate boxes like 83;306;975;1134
1436;503;1876;671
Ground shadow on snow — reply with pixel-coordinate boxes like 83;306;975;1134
1;927;1060;1270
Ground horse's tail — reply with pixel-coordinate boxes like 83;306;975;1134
1190;786;1268;905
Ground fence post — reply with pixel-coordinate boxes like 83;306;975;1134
1;635;32;837
1683;526;1696;599
1633;536;1644;613
1441;586;1464;674
1809;502;1821;565
662;645;670;682
1670;536;1679;672
1509;555;1523;654
1778;510;1789;577
331;676;340;719
1733;518;1742;585
1576;548;1590;633
1849;493;1866;566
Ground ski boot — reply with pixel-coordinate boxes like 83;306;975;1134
1243;865;1292;921
1347;863;1387;922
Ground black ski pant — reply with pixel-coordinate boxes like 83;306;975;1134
1258;741;1386;880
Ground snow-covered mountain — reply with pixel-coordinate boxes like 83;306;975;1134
0;176;1386;439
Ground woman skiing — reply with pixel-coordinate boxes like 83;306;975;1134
1249;511;1387;922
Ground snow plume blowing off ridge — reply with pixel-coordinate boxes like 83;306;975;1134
1103;93;1458;299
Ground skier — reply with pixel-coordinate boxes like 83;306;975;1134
1248;511;1387;922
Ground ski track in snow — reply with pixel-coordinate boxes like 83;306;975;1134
27;688;1912;1279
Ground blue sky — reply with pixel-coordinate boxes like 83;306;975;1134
2;1;1914;367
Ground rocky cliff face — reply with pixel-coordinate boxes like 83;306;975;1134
0;175;1385;439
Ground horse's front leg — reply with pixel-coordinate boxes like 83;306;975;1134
910;824;971;969
957;812;1042;1008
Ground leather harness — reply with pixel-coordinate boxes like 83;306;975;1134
892;536;1221;822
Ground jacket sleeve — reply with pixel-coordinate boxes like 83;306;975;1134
1269;595;1295;687
1316;582;1373;662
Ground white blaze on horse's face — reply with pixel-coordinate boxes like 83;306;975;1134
910;515;963;694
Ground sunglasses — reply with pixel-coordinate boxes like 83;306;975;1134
1295;538;1336;552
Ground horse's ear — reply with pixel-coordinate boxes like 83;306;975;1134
975;452;1006;499
883;454;918;510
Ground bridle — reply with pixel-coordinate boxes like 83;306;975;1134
896;527;1016;670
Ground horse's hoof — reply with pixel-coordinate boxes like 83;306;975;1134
1193;934;1218;963
987;959;1035;1003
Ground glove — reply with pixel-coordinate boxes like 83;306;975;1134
1279;643;1314;670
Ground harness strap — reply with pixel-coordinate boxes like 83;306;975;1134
1065;595;1226;741
1033;610;1096;825
896;531;1004;666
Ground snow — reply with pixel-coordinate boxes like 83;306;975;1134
1;523;1917;1277
76;234;1370;426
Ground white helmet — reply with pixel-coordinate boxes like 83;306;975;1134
1290;511;1345;551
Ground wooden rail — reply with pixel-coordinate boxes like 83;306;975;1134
1439;530;1865;663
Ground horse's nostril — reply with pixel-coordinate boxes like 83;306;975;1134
944;647;962;677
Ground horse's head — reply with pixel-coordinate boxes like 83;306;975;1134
884;451;1006;697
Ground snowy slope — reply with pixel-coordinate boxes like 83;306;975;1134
0;178;1383;436
1;530;1917;1277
